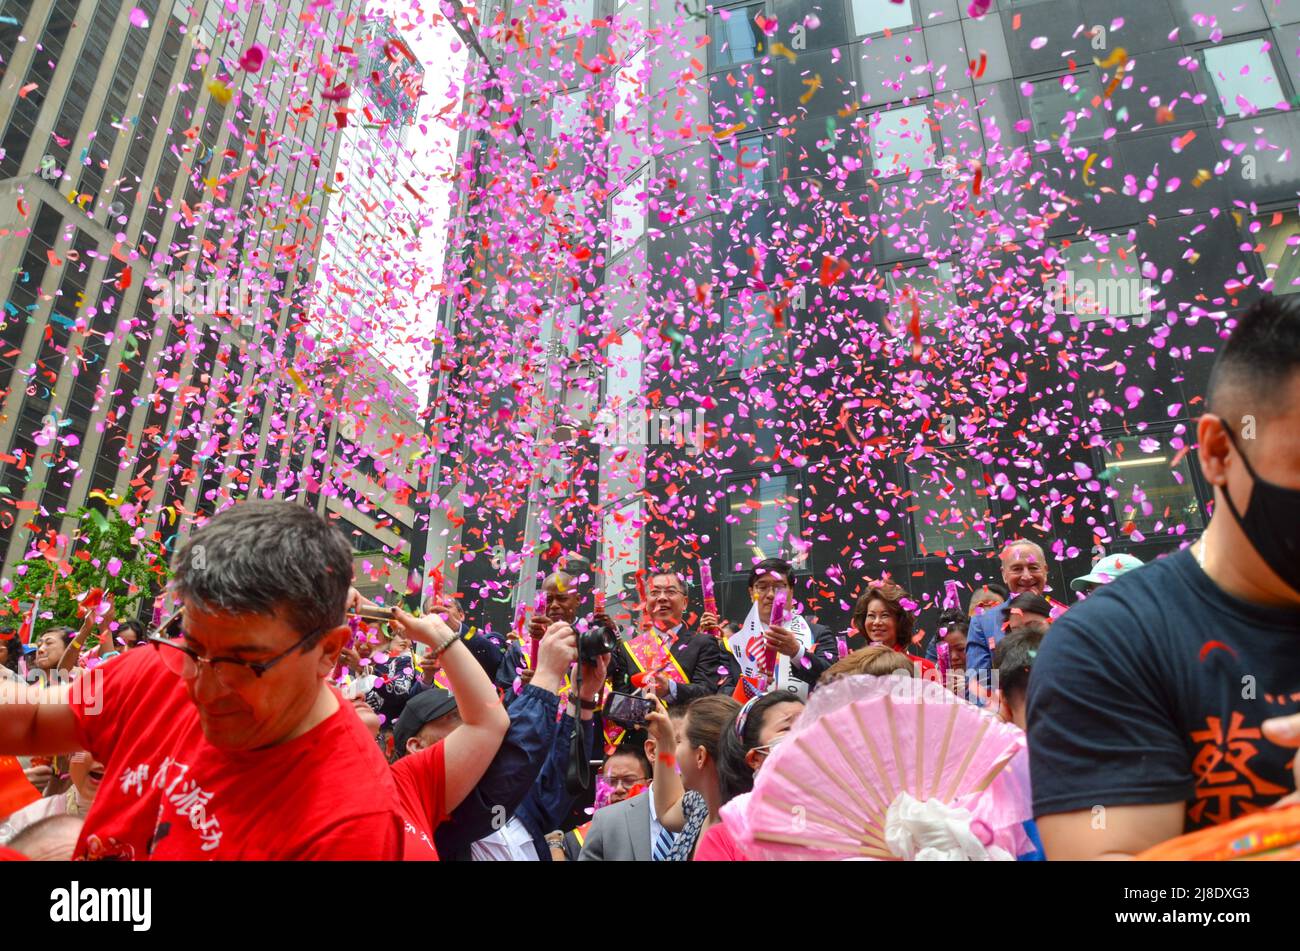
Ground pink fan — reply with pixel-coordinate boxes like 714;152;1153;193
727;674;1032;860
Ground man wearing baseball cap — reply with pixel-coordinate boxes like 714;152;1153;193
1069;553;1144;597
394;688;461;758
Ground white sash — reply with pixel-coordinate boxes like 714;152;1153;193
726;603;815;700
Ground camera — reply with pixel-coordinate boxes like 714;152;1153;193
577;614;620;662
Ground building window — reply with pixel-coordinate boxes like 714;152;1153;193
723;290;786;374
610;167;646;257
613;45;645;132
725;473;801;571
710;3;765;69
715;131;771;196
1026;71;1106;143
551;90;587;142
1048;234;1150;321
1097;434;1205;540
602;496;643;608
561;0;595;33
851;0;913;37
868;104;934;178
603;328;642;414
906;455;993;556
886;261;959;328
1202;39;1284;117
1249;210;1300;296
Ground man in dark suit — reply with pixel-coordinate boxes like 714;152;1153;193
618;570;734;707
708;557;840;695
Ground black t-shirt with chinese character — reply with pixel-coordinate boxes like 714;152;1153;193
1028;547;1300;831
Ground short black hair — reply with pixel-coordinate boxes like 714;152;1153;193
747;557;793;590
993;627;1046;707
982;581;1010;601
118;619;146;646
1207;295;1300;417
606;744;651;779
1006;592;1052;618
938;609;969;637
173;500;353;644
646;567;686;590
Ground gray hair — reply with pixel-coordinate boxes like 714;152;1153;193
173;501;353;641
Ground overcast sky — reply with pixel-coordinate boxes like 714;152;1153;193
356;2;468;403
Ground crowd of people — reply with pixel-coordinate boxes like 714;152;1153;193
0;296;1297;862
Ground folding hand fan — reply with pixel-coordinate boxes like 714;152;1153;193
727;673;1032;860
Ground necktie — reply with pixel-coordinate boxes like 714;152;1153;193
652;823;675;861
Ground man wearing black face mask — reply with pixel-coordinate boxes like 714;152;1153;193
1027;295;1300;860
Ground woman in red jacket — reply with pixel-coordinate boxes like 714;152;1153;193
845;582;937;678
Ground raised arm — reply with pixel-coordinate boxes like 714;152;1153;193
0;678;82;757
646;695;688;832
390;607;509;813
517;650;607;838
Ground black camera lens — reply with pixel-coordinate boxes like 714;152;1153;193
578;617;619;662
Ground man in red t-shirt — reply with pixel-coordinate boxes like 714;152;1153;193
0;501;416;860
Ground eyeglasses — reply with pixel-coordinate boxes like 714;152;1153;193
647;588;683;598
752;582;788;594
605;775;648;790
147;610;327;691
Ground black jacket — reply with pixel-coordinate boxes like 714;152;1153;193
789;622;842;688
609;624;733;706
722;620;842;692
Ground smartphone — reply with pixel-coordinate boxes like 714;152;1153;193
603;691;654;729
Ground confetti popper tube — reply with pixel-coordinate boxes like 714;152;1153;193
529;589;547;670
766;589;786;678
594;587;605;613
936;640;950;684
699;560;717;618
769;588;787;627
944;579;962;612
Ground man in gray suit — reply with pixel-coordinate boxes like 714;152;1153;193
578;707;684;861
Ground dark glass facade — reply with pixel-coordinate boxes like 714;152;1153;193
438;0;1300;642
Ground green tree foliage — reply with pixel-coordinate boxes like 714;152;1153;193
1;504;171;642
